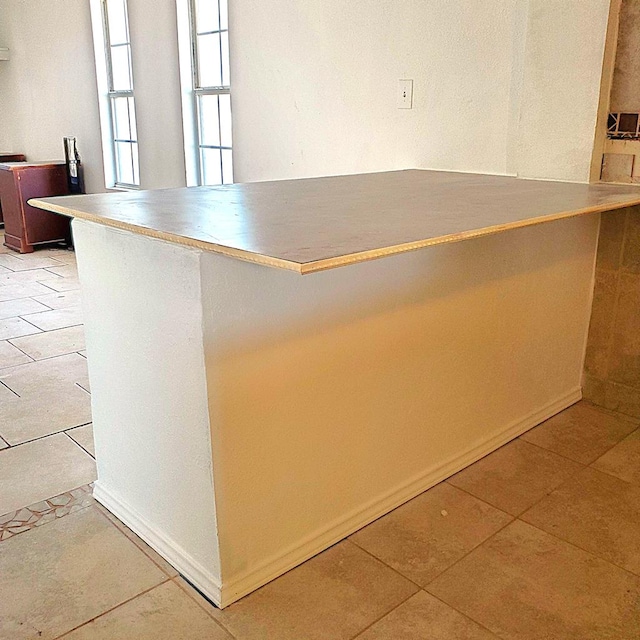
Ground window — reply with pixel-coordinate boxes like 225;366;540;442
90;0;139;189
178;0;233;186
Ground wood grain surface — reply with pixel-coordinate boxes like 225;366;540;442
30;169;640;273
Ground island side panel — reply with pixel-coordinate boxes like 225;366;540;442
72;219;222;598
201;214;599;606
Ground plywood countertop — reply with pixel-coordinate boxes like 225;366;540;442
30;169;640;274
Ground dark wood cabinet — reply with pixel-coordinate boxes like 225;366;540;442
0;162;71;253
0;154;26;225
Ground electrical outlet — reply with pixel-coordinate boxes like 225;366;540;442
398;79;413;109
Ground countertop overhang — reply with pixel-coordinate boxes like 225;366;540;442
30;169;640;274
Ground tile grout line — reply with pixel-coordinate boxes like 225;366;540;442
514;436;591;466
4;338;37;363
172;577;239;638
446;439;590;523
587;447;640;484
415;589;502;639
1;338;88;366
92;504;179;578
75;381;91;395
51;577;173;640
0;379;20;398
0;421;93;449
345;537;424;591
421;515;516;592
346;589;423;640
580;398;640;424
11;314;45;333
518;517;640;581
63;430;95;459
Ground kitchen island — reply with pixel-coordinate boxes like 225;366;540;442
32;169;640;607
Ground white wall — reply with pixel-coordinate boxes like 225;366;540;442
0;0;186;193
230;0;527;183
517;0;612;182
0;0;105;193
126;0;186;189
0;0;616;189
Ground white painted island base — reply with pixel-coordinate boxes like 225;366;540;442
74;214;598;607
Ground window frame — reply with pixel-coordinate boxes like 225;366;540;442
92;0;140;190
178;0;233;187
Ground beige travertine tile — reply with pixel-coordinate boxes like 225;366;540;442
622;208;640;273
61;581;232;639
584;269;618;379
592;428;640;483
0;297;50;319
0;433;96;515
356;591;498;640
447;439;582;516
66;423;95;457
10;325;85;360
582;373;607;406
0;340;32;368
520;401;638;464
601;153;634;183
20;305;83;331
0;434;7;450
605;380;640;418
521;467;640;575
608;273;640;388
0;253;64;271
350;483;511;586
0;384;92;444
37;276;80;292
0;352;89;395
426;520;640;640
43;263;78;279
174;575;221;613
596;209;627;271
211;541;418;640
0;268;63;285
0;281;57;302
95;504;178;577
0;316;41;340
0;507;167;640
0;485;94;542
0;381;17;403
32;289;82;310
31;248;76;265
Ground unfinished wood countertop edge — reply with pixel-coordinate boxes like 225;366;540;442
28;198;305;273
29;194;640;275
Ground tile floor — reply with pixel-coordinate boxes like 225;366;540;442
1;231;640;638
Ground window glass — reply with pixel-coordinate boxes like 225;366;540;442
103;0;139;187
184;0;232;186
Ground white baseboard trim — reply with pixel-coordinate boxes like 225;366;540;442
221;387;582;606
92;482;223;605
95;387;580;608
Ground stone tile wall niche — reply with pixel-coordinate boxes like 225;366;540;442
584;205;640;417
